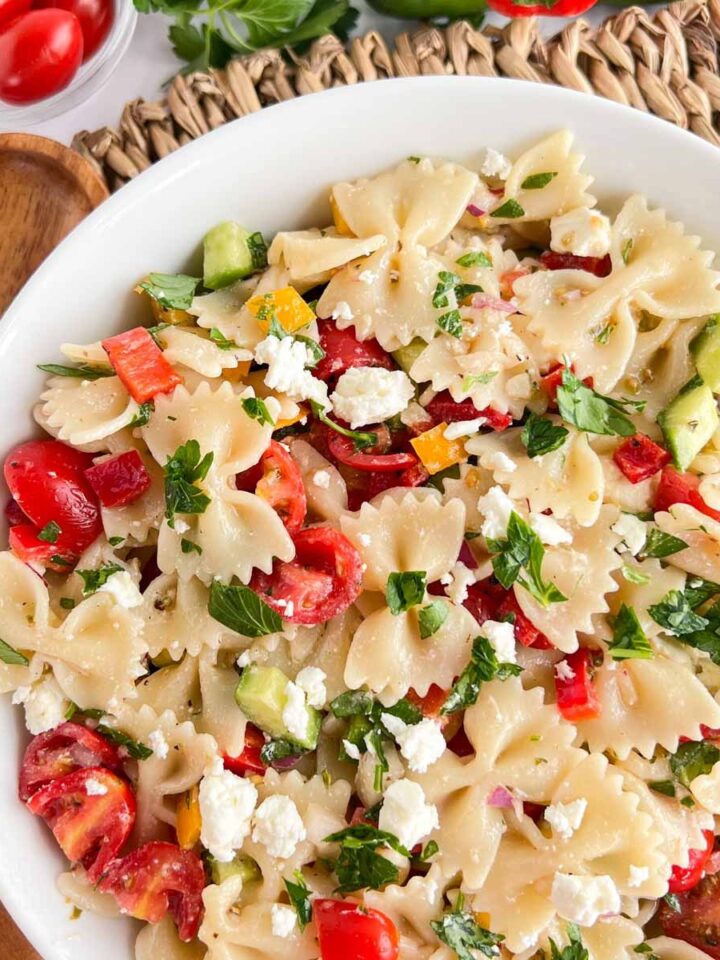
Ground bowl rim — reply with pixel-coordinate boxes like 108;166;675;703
3;73;720;959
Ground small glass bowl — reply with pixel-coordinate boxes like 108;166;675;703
0;0;137;126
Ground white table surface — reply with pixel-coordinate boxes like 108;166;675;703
3;2;622;145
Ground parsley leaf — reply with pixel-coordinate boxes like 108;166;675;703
685;578;720;609
386;571;426;614
329;690;375;718
37;520;61;544
433;271;461;309
622;564;650;585
129;401;154;427
442;635;522;715
37;363;113;380
241;396;275;425
456;251;492;269
208;581;282;638
324;824;409;894
209;328;237;350
77;563;124;597
283;872;312;931
491;198;525;219
0;638;29;666
418;599;449;639
641;528;689;559
261;739;305;766
137;272;199;310
246;232;268;271
163;439;214;528
431;910;504;959
520;414;568;458
622;238;633;265
521;171;558;190
670;740;720;788
648;589;709;636
549;923;589;960
462;372;497;391
437;310;464;338
649;780;676;797
309;401;377;450
181;538;202;555
556;368;640;437
487;511;567;607
96;724;153;760
609;604;653;660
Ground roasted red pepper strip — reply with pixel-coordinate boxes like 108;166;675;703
669;831;716;894
102;327;182;403
85;450;152;508
539;250;612;277
655;466;720;522
425;390;512;431
554;649;601;722
223;724;266;777
614;434;671;485
496;591;553;649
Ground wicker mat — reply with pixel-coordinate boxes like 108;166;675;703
72;0;720;191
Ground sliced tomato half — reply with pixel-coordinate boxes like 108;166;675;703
223;723;266;776
655;466;720;523
250;527;363;626
236;440;307;534
326;423;418;473
27;766;135;883
314;319;394;383
670;831;716;894
99;840;205;941
19;721;122;801
425;391;512;431
315;898;400;960
659;871;720;957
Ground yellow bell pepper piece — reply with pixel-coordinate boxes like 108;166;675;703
275;403;308;431
330;192;353;236
135;284;191;326
246;287;315;335
176;784;202;849
221;360;252;383
474;912;492;929
410;423;468;475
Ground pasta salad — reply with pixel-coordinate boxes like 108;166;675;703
4;130;720;960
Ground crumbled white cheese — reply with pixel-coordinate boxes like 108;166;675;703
699;474;720;511
199;767;258;862
555;660;576;682
282;681;310;742
331;301;354;322
443;418;486;441
444;561;476;605
545;799;587;841
236;651;252;668
378;779;439;851
254;334;329;407
358;270;378;285
481;147;512;180
551;873;620;926
343;739;361;761
295;667;327;709
284;601;295;618
312;469;331;489
252;794;306;859
484;451;517;474
173;518;190;534
550;207;611;259
483;619;516;664
530;512;572;546
13;676;69;736
271;903;297;939
477;485;515;539
85;777;109;797
358;533;371;547
380;714;446;773
611;513;646;556
628;864;650;888
97;570;143;609
148;729;170;759
330;367;414;429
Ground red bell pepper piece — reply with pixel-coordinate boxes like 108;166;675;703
85;450;152;509
541;363;594;406
614;434;671;485
669;831;716;894
425;391;512;431
539;251;612;277
102;327;182;403
555;649;601;722
223;724;266;777
496;591;552;649
655;466;720;523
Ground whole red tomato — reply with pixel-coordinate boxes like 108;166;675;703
0;0;31;28
0;8;83;104
34;0;113;61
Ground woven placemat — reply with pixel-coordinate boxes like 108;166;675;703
72;0;720;191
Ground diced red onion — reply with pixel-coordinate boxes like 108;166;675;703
487;785;514;808
471;293;516;314
466;204;486;218
271;753;305;771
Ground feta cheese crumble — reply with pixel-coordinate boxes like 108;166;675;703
237;651;252;668
254;334;329;407
378;779;439;851
199;766;258;862
481;147;512;180
477;485;515;539
252;794;306;859
443;561;476;605
343;739;361;761
282;681;310;742
97;569;143;609
13;675;69;736
311;469;331;489
628;864;650;888
443;418;486;441
380;714;446;773
483;619;517;664
550;207;611;259
84;777;109;796
331;301;354;322
530;513;572;547
148;729;170;760
358;270;378;285
550;873;620;926
295;666;327;709
271;903;297;938
611;513;646;556
484;451;517;474
555;660;576;682
330;367;414;429
545;799;587;840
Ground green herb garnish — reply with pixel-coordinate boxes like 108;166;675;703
163;439;213;528
609;604;653;660
521;172;558;190
137;272;200;310
208;581;282;637
520;414;568;458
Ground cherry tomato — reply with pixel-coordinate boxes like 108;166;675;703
670;831;716;894
326;423;418;473
315;899;400;960
19;721;121;802
462;577;505;626
0;9;83;104
496;591;552;649
0;0;31;28
554;649;601;722
99;841;205;941
4;440;102;564
34;0;112;60
425;391;512;431
613;434;671;485
314;319;394;383
655;466;720;523
446;725;474;758
236;440;307;535
659;871;720;957
27;766;135;883
345;459;428;511
84;450;152;508
223;724;266;777
251;527;363;626
539;250;612;277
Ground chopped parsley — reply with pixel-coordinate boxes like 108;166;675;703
136;272;200;310
0;638;29;666
622;238;634;265
442;635;522;715
309;401;377;450
431;908;504;959
77;563;124;597
163;439;213;528
462;372;498;391
549;924;589;960
648;589;708;636
247;232;268;272
521;171;558;190
37;520;61;544
641;528;688;559
130;401;154;428
609;604;653;660
241;396;275;426
487;511;567;607
209;328;238;350
456;251;492;269
520;414;568;458
37;363;113;379
418;599;449;639
621;565;650;585
208;581;282;638
437;310;464;338
283;872;312;931
491;198;525;219
386;571;427;614
556;367;642;437
96;724;153;760
670;740;720;788
324;825;410;894
181;538;202;555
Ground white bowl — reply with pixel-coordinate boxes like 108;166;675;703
2;75;720;960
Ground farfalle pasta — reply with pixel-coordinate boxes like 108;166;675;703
6;132;720;960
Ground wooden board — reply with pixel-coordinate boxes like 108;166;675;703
0;903;41;960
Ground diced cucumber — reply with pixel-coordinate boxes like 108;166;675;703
203;222;267;290
658;375;719;471
208;853;260;886
234;664;321;750
392;338;427;375
346;714;373;748
691;316;720;393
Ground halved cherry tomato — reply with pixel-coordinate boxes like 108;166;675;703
27;766;135;883
554;649;601;722
345;460;429;511
315;899;399;960
406;684;460;738
4;439;102;563
0;0;31;28
425;391;512;431
446;725;474;758
614;434;670;485
99;841;205;941
655;466;720;523
19;721;121;801
539;251;612;277
85;449;152;509
670;831;716;894
326;423;418;473
314;319;394;383
462;577;505;625
34;0;113;60
223;723;266;777
102;327;182;404
0;8;83;104
236;440;306;535
9;522;73;571
659;871;720;957
540;363;594;406
250;527;363;626
496;591;552;649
